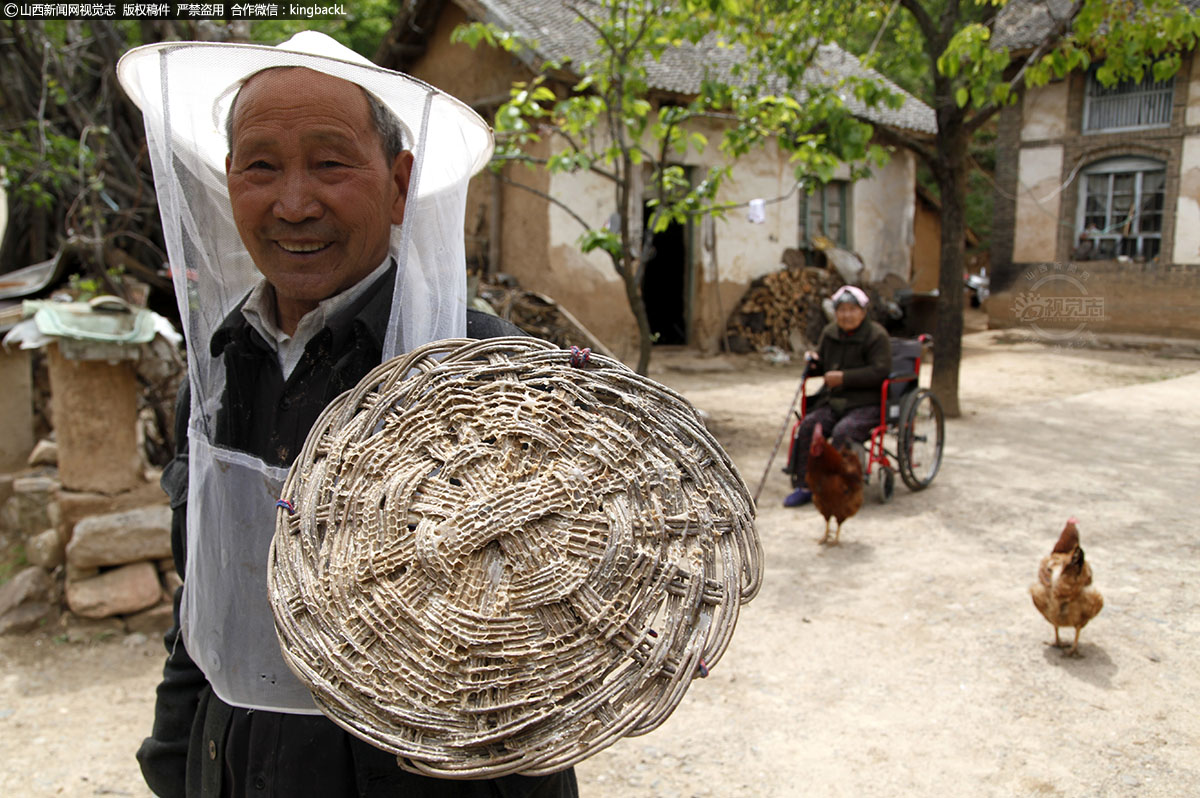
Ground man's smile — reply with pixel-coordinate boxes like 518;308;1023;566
276;240;332;254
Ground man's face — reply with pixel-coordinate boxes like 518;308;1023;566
835;301;867;333
225;68;412;316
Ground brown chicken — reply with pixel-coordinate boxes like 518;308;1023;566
805;422;864;545
1030;518;1104;656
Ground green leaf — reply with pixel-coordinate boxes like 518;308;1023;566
578;229;623;260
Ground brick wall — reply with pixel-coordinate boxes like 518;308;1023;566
990;85;1024;294
989;52;1200;339
1054;69;1184;263
989;259;1200;338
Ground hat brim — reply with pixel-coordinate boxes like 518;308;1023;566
117;34;494;195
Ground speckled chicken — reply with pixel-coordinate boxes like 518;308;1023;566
1030;518;1104;656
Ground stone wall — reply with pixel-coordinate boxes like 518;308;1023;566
0;468;175;638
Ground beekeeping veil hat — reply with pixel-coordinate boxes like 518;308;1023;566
117;32;493;712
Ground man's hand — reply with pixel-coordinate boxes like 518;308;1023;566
824;370;844;388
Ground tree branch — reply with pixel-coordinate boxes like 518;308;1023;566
700;180;803;218
546;127;621;183
494;149;620;185
623;0;655;61
873;125;937;170
493;171;594;233
868;0;902;59
565;0;617;56
897;0;941;62
958;0;1084;137
963;101;1005;135
636;117;680;285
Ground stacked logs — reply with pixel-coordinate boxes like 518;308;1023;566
476;277;614;357
723;264;842;355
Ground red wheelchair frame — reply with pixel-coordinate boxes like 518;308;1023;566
787;334;944;503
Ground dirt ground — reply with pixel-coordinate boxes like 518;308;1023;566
2;322;1199;797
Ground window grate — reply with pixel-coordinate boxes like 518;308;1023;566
1084;71;1174;132
1077;159;1165;260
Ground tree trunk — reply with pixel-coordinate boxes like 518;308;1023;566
624;259;655;375
627;164;654;374
931;119;968;418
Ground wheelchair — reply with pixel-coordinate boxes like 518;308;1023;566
786;334;945;503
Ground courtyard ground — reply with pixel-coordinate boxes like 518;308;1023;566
2;326;1198;797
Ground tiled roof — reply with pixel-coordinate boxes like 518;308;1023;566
992;0;1200;52
462;0;936;135
991;0;1080;51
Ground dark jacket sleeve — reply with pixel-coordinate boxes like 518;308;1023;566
136;384;207;798
840;323;891;390
808;328;831;377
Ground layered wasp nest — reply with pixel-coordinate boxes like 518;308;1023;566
269;337;760;777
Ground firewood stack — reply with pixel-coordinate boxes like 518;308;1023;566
723;262;842;355
475;275;614;357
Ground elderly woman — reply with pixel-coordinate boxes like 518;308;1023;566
783;285;892;507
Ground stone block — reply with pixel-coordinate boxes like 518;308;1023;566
0;602;54;635
65;561;162;619
62;613;127;643
125;602;173;636
0;474;13;511
0;566;52;617
26;526;67;569
66;505;172;569
13;475;62;494
0;347;34;472
27;439;58;467
1;476;60;539
58;483;169;537
66;562;100;581
46;344;143;494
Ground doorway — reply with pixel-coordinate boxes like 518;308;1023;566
641;204;689;345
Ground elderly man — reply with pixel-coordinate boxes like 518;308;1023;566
119;35;577;797
782;285;891;507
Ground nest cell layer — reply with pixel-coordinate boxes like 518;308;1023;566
268;337;761;778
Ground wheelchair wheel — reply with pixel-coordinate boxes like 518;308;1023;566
876;465;896;504
898;388;944;491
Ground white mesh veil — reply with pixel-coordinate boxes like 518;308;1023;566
117;32;493;711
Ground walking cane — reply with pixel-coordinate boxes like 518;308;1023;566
752;375;806;505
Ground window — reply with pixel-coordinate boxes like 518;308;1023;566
1076;157;1165;260
800;181;850;248
1083;69;1174;132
